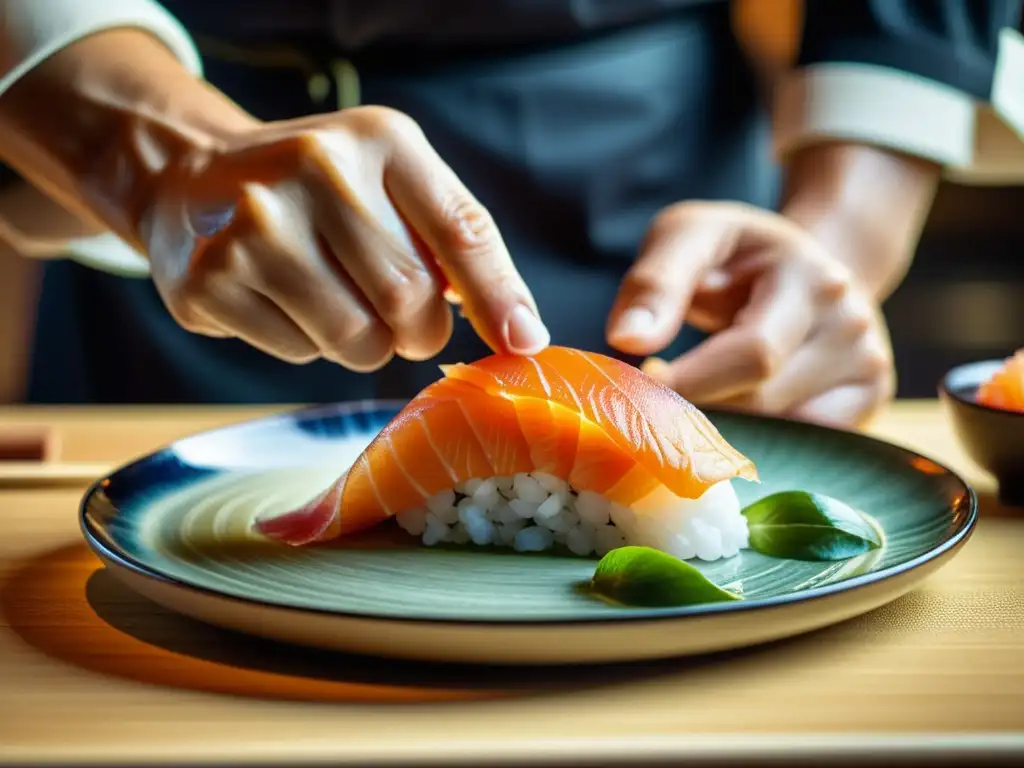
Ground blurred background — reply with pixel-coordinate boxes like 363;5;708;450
887;181;1024;396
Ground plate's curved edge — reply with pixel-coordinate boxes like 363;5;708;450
81;507;977;630
78;401;980;628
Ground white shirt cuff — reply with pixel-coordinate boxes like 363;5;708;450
773;30;1024;185
60;232;152;277
944;27;1024;185
773;62;977;168
992;27;1024;143
0;0;203;93
0;0;202;278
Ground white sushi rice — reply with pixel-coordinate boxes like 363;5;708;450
394;471;749;562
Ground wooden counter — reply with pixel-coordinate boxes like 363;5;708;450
0;402;1021;765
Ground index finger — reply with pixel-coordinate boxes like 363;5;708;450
381;117;549;356
606;212;735;356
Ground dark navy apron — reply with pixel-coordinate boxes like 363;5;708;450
27;0;780;404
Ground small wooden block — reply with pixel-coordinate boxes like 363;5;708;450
0;427;61;462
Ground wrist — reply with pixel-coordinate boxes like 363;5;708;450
780;142;940;301
0;28;259;253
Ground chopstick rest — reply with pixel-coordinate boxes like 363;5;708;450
0;427;60;462
0;426;108;487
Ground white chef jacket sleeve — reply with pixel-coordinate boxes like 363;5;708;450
773;0;1024;183
0;0;202;276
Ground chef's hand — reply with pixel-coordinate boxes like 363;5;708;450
605;201;895;428
144;107;548;371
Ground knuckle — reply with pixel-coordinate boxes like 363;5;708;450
345;105;422;141
402;260;440;292
395;303;453;361
880;368;898;400
377;107;423;139
836;290;876;336
810;260;855;302
204;215;309;300
334;325;396;373
862;347;893;378
164;296;204;333
322;313;386;358
838;301;872;335
282;349;320;365
186;237;244;289
402;335;449;362
650;203;691;234
248;241;309;296
819;274;853;303
295;129;359;170
865;365;897;412
622;268;667;302
437;191;498;257
747;332;782;380
650;200;743;232
700;199;753;222
374;279;418;323
178;278;221;317
295;130;326;156
176;314;205;335
160;288;229;339
854;322;894;384
347;352;394;373
168;268;214;314
251;325;320;365
846;308;874;337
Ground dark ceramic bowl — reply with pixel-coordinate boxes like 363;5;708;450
939;359;1024;507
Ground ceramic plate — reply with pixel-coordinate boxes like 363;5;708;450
81;401;976;665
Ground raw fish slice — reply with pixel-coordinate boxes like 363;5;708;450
443;347;756;495
254;346;757;546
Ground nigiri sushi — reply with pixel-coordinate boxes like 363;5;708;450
977;348;1024;413
254;346;759;562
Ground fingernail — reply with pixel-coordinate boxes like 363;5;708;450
611;307;657;341
505;304;550;355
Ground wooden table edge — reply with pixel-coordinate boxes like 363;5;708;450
6;733;1024;766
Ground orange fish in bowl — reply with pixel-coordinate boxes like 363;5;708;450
976;349;1024;413
940;347;1024;507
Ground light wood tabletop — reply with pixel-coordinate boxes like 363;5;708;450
0;402;1021;766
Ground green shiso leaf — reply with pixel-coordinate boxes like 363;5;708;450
585;545;741;607
741;490;882;561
